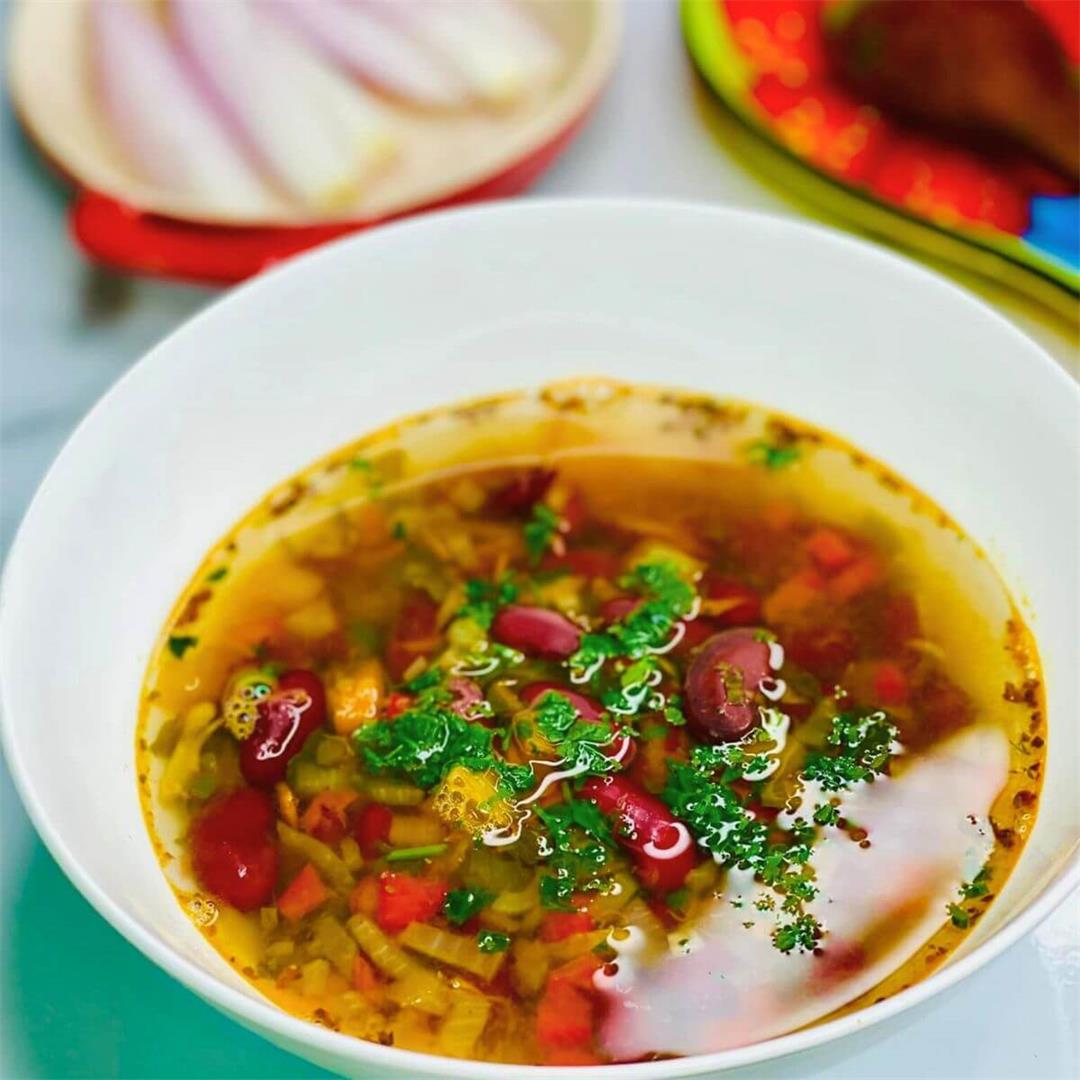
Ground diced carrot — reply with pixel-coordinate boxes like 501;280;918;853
544;1048;603;1066
540;911;595;943
548;954;603;992
536;980;594;1049
805;528;857;574
353;802;393;858
277;863;328;922
351;954;379;993
872;661;909;706
763;568;825;624
828;556;882;602
376;872;449;935
348;875;379;917
300;790;357;846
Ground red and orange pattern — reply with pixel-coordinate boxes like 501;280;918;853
723;0;1076;237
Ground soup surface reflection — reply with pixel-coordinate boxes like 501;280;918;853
138;383;1044;1065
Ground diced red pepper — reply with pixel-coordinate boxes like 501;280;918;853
540;911;596;943
804;528;857;574
383;691;413;718
548;954;603;993
300;790;357;846
787;624;858;683
277;863;328;922
376;872;449;934
872;661;909;706
703;575;762;625
536;980;594;1049
353;802;393;858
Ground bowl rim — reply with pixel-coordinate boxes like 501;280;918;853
2;198;1078;1078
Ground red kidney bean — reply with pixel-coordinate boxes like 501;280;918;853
491;605;581;660
520;681;605;722
487;468;556;516
385;592;440;680
191;789;279;911
684;629;773;743
580;775;696;893
599;596;640;624
239;668;327;787
447;677;486;719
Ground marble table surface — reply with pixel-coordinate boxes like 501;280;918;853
1;3;1076;1077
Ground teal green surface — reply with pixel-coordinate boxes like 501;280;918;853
0;766;333;1079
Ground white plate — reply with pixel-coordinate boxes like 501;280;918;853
1;200;1077;1078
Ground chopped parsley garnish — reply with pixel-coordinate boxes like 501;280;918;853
664;751;822;954
403;667;443;693
391;520;407;541
523;504;562;565
746;439;800;470
536;798;614;910
802;710;899;791
458;575;518;630
813;802;840;826
960;866;991;899
205;567;228;583
948;903;970;929
772;914;821;953
477;930;511;953
354;684;530;793
570;561;697;678
443;887;494;925
532;691;622;778
167;634;198;659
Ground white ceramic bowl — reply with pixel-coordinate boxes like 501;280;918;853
2;201;1077;1079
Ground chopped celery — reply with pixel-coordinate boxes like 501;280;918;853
276;821;354;894
399;922;505;982
310;913;357;979
299;958;330;997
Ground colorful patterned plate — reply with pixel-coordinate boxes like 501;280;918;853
681;0;1079;316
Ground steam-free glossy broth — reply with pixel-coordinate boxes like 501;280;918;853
138;383;1044;1064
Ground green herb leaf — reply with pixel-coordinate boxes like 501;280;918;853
948;903;970;929
458;575;518;630
167;635;198;659
477;930;511;953
206;567;228;583
802;710;899;791
523;504;562;565
772;914;821;953
443;888;494;925
746;439;800;470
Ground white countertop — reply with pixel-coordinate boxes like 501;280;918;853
1;3;1076;1077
